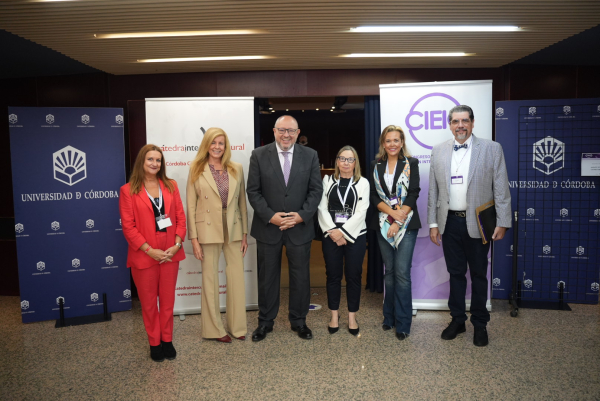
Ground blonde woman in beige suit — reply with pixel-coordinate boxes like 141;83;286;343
187;127;249;343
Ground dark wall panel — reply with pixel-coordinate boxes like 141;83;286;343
36;73;108;107
1;77;38;218
0;240;19;296
307;69;396;96
217;70;308;97
577;66;600;98
109;72;219;110
508;65;578;100
126;100;147;177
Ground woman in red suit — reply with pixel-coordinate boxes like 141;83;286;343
119;144;186;362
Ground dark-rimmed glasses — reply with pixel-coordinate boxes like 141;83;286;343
275;128;299;134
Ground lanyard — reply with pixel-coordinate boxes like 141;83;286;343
336;178;353;209
452;144;471;173
385;161;397;193
144;185;163;215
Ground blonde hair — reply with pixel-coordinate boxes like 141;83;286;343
189;127;237;182
334;145;362;183
129;144;174;194
375;125;411;161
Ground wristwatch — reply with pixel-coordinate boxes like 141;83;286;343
175;242;182;248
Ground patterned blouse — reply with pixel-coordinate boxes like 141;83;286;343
209;164;229;209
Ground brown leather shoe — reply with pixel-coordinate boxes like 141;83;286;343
234;335;246;341
216;335;232;343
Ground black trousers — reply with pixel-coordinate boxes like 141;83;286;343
256;233;311;328
322;234;366;312
442;214;491;327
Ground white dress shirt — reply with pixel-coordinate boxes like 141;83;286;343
275;142;294;172
448;135;472;211
429;135;473;228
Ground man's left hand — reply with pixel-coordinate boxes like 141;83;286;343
492;227;508;241
280;212;303;230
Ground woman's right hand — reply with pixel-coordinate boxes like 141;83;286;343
147;248;169;262
387;208;405;222
191;239;204;261
335;237;347;247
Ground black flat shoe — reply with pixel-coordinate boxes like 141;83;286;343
292;325;313;340
328;316;339;334
150;345;165;362
251;325;273;342
382;324;393;331
161;341;176;360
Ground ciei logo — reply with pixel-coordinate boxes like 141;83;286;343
404;93;460;150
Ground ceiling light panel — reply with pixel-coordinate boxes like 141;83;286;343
351;26;521;33
138;55;272;63
95;30;265;39
343;53;469;58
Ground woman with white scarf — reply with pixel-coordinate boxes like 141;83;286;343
369;125;421;341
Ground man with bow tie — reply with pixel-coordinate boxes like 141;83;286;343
427;105;511;347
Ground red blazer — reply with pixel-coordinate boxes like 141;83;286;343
119;179;187;269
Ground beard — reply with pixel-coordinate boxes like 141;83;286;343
455;130;468;141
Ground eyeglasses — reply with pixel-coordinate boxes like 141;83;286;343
450;118;471;125
275;128;299;134
337;156;356;163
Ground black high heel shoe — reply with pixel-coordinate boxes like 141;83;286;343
328;316;340;334
348;319;360;336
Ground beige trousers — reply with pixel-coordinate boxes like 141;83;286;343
200;211;247;338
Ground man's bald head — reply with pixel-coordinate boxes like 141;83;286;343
273;115;300;151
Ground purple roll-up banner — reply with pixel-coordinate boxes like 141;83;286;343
380;81;493;312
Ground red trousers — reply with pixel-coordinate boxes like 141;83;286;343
130;232;179;346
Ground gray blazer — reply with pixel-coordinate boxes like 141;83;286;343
247;142;323;245
427;134;512;238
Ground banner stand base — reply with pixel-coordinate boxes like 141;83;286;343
55;293;112;328
55;313;112;328
516;300;572;312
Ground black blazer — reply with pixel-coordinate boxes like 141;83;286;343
247;142;323;245
368;157;421;231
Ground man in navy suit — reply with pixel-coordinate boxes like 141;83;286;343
428;105;511;347
247;115;323;341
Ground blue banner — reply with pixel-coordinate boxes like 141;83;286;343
493;99;600;304
9;107;131;323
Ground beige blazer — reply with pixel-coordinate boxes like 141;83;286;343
186;161;248;244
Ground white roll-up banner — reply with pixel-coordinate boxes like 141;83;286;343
380;80;493;311
145;97;257;315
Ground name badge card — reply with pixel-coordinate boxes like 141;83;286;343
451;176;464;185
389;196;399;206
156;213;173;229
335;213;349;223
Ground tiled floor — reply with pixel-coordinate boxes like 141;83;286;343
1;289;599;401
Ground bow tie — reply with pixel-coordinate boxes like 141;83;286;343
454;143;468;151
